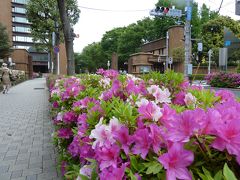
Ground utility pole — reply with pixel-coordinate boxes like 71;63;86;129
184;0;192;78
166;31;169;71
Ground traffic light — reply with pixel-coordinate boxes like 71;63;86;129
155;6;170;14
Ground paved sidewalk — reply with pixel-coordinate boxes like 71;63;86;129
0;78;62;180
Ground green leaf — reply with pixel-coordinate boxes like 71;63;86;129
202;166;214;180
125;168;137;180
130;155;139;171
144;161;163;175
214;170;223;180
223;163;237;180
78;174;89;180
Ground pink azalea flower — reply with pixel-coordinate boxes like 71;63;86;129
57;128;73;139
109;117;122;132
149;124;165;153
180;80;190;90
184;93;197;106
160;104;178;128
166;109;202;143
215;90;235;103
96;143;120;170
99;164;126;180
89;118;114;149
126;79;141;95
138;101;162;122
60;161;67;176
77;165;92;180
63;111;77;124
113;126;132;154
132;128;152;159
158;143;194;180
173;91;186;106
52;101;59;108
211;118;240;164
153;87;171;104
99;77;111;88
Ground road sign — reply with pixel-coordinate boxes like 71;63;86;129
208;49;213;56
150;8;182;17
166;9;182;17
186;6;192;21
187;64;193;75
198;42;203;51
224;40;231;46
54;46;59;54
168;57;173;64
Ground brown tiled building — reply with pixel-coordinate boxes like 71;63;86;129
0;0;67;77
128;25;185;75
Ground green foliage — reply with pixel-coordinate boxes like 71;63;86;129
206;73;240;88
189;74;206;81
223;163;237;180
77;42;108;73
26;0;80;50
189;89;219;109
237;63;240;73
142;70;184;95
0;23;12;59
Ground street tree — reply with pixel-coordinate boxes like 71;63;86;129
26;0;80;74
78;42;107;72
0;23;12;59
57;0;80;75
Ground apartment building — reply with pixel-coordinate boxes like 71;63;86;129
0;0;67;76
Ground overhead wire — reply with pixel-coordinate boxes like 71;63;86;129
78;5;151;13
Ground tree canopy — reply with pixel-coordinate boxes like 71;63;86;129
77;0;240;72
26;0;80;50
0;23;12;59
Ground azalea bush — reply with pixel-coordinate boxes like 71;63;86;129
49;69;240;180
205;72;240;88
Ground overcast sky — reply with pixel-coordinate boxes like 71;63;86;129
73;0;239;53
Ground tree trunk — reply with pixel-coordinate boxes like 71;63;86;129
57;0;75;75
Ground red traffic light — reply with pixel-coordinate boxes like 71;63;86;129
164;7;169;14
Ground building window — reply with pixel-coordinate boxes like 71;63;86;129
14;45;31;50
140;66;151;73
12;7;26;14
13;26;30;33
12;0;29;4
13;35;33;42
12;16;29;23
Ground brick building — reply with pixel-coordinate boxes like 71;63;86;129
128;25;185;75
0;0;67;77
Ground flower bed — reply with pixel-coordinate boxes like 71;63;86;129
205;72;240;88
49;70;240;180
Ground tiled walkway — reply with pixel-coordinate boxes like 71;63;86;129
0;78;61;180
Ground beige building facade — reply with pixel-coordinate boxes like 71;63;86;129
128;25;185;75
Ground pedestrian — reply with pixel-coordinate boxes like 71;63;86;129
1;63;12;94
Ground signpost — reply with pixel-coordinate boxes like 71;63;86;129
208;49;213;74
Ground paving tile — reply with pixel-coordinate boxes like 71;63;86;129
0;79;61;180
0;165;9;173
11;170;23;179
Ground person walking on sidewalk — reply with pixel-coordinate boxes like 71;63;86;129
1;63;11;94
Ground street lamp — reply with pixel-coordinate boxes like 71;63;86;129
107;60;110;70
